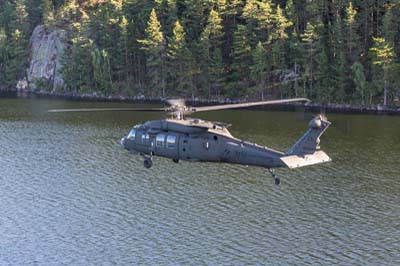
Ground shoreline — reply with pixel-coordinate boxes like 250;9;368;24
2;89;400;115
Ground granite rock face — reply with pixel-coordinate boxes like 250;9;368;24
26;25;67;92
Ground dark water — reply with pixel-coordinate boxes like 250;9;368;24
0;95;399;266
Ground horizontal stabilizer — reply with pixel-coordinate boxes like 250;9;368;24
280;150;331;169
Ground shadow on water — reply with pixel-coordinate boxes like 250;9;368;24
0;95;399;265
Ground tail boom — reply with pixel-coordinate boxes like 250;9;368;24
281;115;331;169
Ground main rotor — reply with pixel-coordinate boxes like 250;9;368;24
48;97;311;119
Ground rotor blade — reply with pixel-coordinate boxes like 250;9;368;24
189;98;310;113
48;107;165;113
166;99;186;107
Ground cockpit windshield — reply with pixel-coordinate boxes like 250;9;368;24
127;128;136;139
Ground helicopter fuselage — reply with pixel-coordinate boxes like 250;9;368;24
120;118;286;169
48;97;330;184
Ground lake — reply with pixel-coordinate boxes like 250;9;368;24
0;94;399;265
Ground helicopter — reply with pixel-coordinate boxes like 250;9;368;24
49;98;331;185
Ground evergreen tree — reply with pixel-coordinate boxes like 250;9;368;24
61;24;95;93
301;20;321;98
271;5;292;72
287;32;303;97
241;0;258;44
2;0;400;103
118;15;131;91
351;61;367;104
370;37;396;106
257;0;274;41
333;15;347;102
226;0;241;26
15;0;29;35
138;8;166;97
41;0;55;27
167;20;194;96
182;0;209;41
273;5;292;40
250;41;270;99
230;24;251;94
344;2;359;61
200;9;224;97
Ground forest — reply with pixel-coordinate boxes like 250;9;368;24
0;0;400;105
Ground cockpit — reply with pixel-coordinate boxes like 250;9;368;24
127;128;136;140
127;124;143;140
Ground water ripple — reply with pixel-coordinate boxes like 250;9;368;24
0;100;399;265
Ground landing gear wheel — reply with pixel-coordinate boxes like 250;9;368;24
268;168;280;186
172;158;179;163
143;157;153;169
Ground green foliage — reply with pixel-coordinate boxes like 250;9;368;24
230;24;251;91
199;8;225;97
369;37;397;105
138;8;166;97
351;61;367;104
167;20;194;96
250;41;270;99
1;0;400;105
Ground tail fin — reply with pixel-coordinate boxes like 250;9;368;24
281;115;331;169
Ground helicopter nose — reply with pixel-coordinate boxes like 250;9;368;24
120;137;127;148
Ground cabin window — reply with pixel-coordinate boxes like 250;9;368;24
127;129;136;140
156;134;166;147
141;133;150;143
166;135;177;149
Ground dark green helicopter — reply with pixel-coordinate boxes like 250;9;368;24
49;98;331;185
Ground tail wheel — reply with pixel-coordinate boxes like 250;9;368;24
269;168;280;186
144;157;153;168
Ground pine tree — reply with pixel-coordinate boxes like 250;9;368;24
41;0;55;27
370;37;396;106
287;32;303;97
257;0;274;41
344;2;359;61
271;5;292;72
315;47;335;102
301;20;321;98
230;24;251;93
273;5;292;40
333;15;347;102
241;0;258;44
285;0;298;32
138;8;166;97
15;0;29;35
61;24;95;93
165;0;178;36
167;20;193;96
226;0;241;26
250;41;270;99
351;61;367;104
182;0;209;41
382;6;395;46
200;9;224;97
118;15;131;91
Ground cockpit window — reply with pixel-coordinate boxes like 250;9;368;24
156;134;165;147
127;129;136;140
141;133;150;143
166;135;176;149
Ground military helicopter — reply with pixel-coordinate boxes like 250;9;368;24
49;98;331;185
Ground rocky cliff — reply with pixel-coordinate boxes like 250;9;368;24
20;25;67;92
